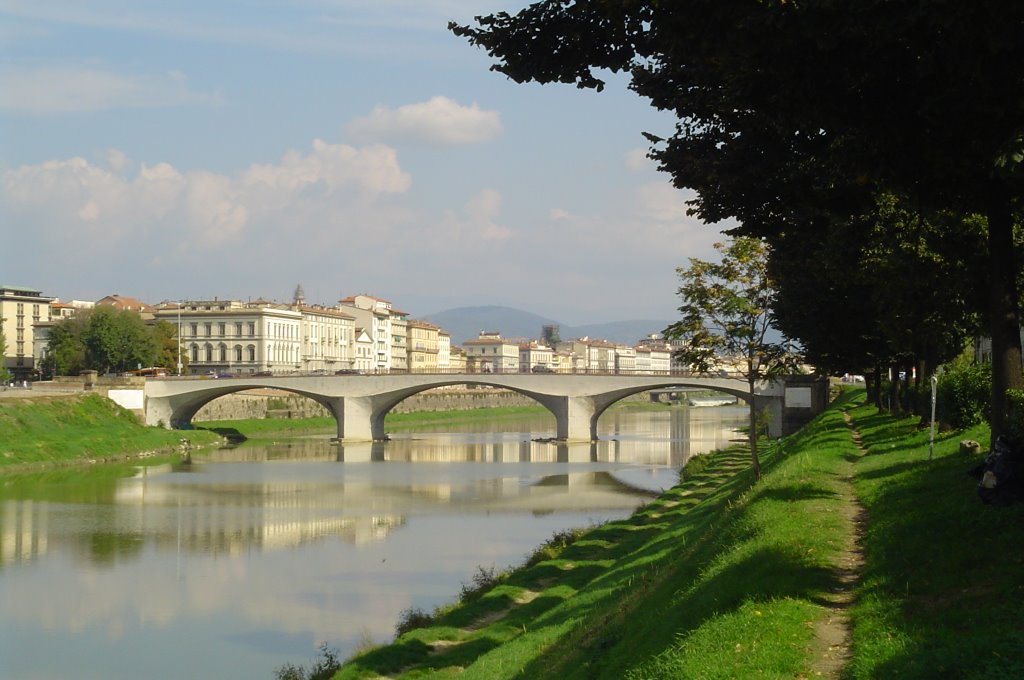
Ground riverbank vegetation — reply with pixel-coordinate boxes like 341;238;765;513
322;388;1022;679
0;393;220;469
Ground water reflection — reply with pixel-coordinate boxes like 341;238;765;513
0;405;745;680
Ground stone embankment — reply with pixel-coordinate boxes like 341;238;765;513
190;386;546;422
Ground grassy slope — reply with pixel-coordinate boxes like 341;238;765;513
0;394;220;467
332;389;1024;680
846;398;1024;679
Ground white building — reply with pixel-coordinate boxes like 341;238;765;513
1;285;54;380
463;331;520;373
338;294;407;373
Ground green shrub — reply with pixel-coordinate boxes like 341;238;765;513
525;526;588;567
458;564;507;603
1005;388;1024;446
936;362;990;428
395;606;435;637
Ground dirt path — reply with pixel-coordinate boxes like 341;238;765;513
805;411;868;678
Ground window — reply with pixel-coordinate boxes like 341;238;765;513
219;323;226;336
219;344;227;362
205;344;213;362
234;345;242;362
247;345;255;362
248;322;255;336
190;323;198;337
191;345;199;362
204;323;212;337
235;322;242;336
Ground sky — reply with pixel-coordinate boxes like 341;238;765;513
0;0;730;326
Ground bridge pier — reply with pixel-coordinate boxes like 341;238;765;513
326;396;384;442
533;395;599;442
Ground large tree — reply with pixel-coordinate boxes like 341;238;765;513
664;237;799;479
452;0;1024;438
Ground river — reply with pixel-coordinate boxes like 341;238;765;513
0;403;746;680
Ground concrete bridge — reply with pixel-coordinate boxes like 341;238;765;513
145;372;824;442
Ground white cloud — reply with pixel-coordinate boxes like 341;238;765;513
0;65;222;113
345;96;503;146
624;148;651;171
1;139;412;257
635;182;695;222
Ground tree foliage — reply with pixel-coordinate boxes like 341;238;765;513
452;0;1024;436
664;237;800;478
44;307;161;376
0;323;11;384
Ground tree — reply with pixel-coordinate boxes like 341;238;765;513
0;322;11;384
663;237;800;479
151;319;186;374
81;306;158;375
451;0;1024;438
44;315;88;377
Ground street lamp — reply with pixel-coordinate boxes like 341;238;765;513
177;301;184;376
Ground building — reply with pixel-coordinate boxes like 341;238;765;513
519;342;554;372
463;331;520;373
407;320;440;372
338;294;407;373
296;304;356;373
1;285;54;380
156;300;304;375
391;317;408;373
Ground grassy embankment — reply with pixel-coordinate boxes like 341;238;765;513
326;388;1022;679
0;393;221;469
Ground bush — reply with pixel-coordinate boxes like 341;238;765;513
459;564;505;603
1005;388;1024;446
273;643;341;680
936;362;991;428
395;606;435;637
524;526;588;567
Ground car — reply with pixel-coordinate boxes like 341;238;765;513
253;371;273;377
531;365;555;373
335;369;361;375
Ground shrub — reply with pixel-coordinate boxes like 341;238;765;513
459;564;505;603
1005;388;1024;446
936;362;991;428
273;643;341;680
524;526;588;567
395;606;435;637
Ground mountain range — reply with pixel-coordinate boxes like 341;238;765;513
420;305;672;346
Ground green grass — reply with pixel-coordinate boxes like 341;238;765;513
329;388;1024;680
0;394;220;468
845;397;1024;679
333;390;865;679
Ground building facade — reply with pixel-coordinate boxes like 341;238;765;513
1;285;54;380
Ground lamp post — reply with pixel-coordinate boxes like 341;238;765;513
177;301;183;376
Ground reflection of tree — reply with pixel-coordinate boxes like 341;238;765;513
89;531;145;566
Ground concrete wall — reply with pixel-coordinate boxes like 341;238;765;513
191;387;552;422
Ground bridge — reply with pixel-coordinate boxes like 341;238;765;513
144;372;821;442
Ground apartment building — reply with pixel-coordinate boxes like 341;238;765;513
1;285;54;380
463;331;520;373
519;342;554;372
155;300;304;375
407;320;440;372
338;294;407;373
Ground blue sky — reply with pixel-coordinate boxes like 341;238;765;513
0;1;729;325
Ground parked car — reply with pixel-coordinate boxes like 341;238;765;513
335;369;361;375
253;371;273;377
531;365;555;374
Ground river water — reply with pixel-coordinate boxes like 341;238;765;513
0;404;746;680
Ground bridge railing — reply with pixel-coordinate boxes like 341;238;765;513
153;367;744;381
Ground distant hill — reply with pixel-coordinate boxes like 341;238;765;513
420;305;671;346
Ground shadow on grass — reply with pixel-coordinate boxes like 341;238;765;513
519;544;840;680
